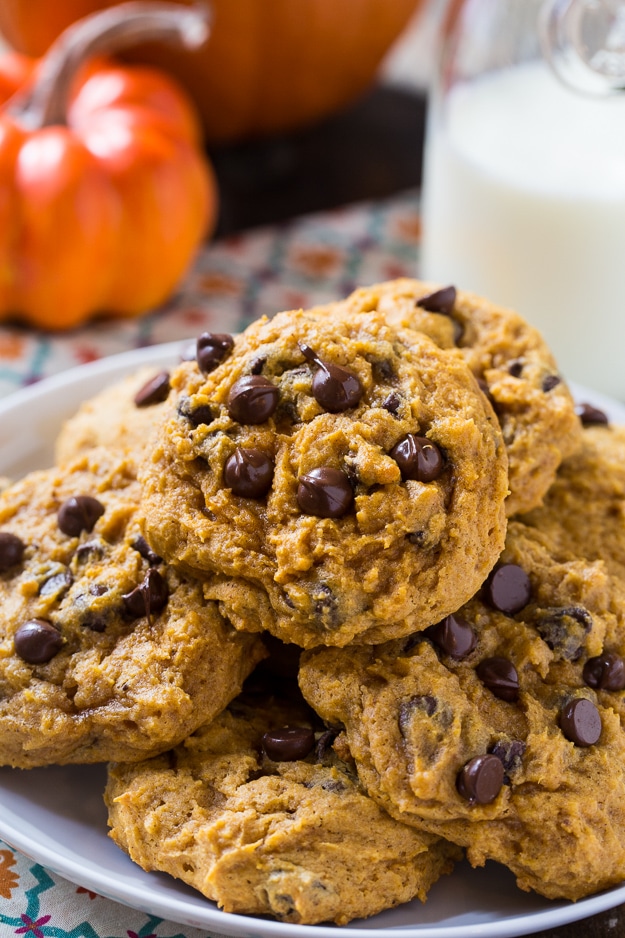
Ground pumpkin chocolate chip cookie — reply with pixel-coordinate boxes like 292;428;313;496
0;447;265;767
141;306;508;647
344;278;581;515
106;677;460;925
299;520;625;900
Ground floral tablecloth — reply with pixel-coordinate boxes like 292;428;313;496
0;190;420;938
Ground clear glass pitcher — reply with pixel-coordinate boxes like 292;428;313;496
420;0;625;399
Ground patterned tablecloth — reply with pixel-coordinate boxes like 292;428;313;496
0;191;420;938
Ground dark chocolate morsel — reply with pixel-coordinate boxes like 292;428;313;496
485;564;531;615
133;371;170;407
583;652;625;691
424;614;477;659
390;434;444;483
575;402;609;426
534;606;592;661
476;378;496;408
177;397;215;427
196;332;234;374
14;619;63;664
262;726;315;761
57;495;105;537
381;392;401;416
416;285;457;315
508;361;523;378
223;448;274;498
399;695;437;736
123;568;169;620
456;754;504;804
542;375;561;392
489;739;526;777
0;532;25;572
476;656;519;702
296;468;353;518
131;535;162;567
559;697;602;747
299;344;363;413
39;570;73;599
227;375;279;424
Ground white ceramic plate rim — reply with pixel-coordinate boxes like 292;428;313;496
1;342;625;938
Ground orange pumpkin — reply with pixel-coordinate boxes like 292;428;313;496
0;2;217;329
0;0;423;143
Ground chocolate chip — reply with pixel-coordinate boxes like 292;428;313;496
407;530;426;546
57;496;105;537
390;434;444;483
456;754;503;804
122;568;169;620
542;375;561;392
424;614;477;659
249;356;267;375
576;402;609;426
74;538;105;562
133;371;170;407
262;726;315;761
297;468;353;518
223;447;274;498
14;619;63;664
299;344;363;413
381;392;401;416
371;359;396;383
476;377;494;404
83;614;108;633
315;728;339;763
476;657;519;702
196;332;234;374
39;570;73;599
313;583;340;627
177;397;214;427
399;695;437;736
0;532;25;572
416;285;456;315
489;739;526;778
508;361;523;378
534;606;593;661
227;375;279;424
131;535;162;567
559;697;602;746
583;652;625;691
485;564;531;614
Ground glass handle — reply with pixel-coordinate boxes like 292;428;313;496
539;0;625;95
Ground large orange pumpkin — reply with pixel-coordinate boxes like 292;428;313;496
0;0;423;143
0;3;217;329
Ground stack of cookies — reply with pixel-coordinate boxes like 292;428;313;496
2;278;624;925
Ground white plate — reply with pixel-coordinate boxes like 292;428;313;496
1;343;625;938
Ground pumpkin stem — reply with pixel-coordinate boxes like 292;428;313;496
13;1;210;129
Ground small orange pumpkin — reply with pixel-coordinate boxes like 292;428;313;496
0;0;423;143
0;2;217;329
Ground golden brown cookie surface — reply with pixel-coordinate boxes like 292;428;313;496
299;521;625;900
106;681;459;925
0;447;265;767
141;306;508;647
346;278;581;515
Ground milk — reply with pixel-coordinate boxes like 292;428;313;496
420;60;625;399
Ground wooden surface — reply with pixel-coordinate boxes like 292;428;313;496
209;84;625;938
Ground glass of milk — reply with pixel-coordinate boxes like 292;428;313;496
420;0;625;399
